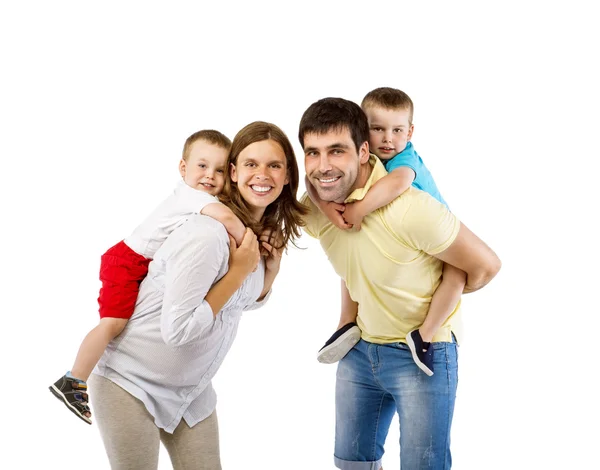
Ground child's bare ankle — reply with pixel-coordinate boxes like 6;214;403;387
419;328;434;343
337;320;355;330
68;369;88;382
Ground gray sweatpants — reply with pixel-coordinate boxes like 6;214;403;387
89;374;221;470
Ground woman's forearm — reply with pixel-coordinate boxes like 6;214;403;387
161;227;227;346
205;266;248;315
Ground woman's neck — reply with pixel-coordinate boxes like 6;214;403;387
248;207;265;223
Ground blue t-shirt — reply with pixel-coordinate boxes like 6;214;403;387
383;142;448;208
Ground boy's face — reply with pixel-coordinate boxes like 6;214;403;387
364;106;414;161
179;140;228;195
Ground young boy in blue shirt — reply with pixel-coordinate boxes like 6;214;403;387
307;87;466;376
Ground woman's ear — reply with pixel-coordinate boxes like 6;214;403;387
230;162;238;182
179;159;187;178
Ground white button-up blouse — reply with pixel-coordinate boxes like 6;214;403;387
94;214;269;433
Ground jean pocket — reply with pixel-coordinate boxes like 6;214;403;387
389;341;410;351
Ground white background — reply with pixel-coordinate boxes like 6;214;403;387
1;1;598;469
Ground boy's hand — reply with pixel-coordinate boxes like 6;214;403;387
260;236;283;275
201;202;245;246
321;201;353;230
342;202;366;231
255;228;284;300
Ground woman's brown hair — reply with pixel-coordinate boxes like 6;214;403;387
219;121;308;250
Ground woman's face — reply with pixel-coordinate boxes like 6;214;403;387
230;139;289;221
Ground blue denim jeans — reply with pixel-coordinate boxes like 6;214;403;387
334;339;458;470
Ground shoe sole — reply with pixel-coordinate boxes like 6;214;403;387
317;327;361;364
49;385;92;425
405;334;434;376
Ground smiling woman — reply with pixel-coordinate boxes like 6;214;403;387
85;121;308;469
221;121;308;250
231;139;289;220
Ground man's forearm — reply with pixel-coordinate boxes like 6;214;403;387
434;223;502;295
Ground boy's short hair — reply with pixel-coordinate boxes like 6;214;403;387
361;87;414;125
298;97;369;152
182;130;232;161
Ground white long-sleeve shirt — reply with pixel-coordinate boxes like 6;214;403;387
124;181;217;259
94;214;268;433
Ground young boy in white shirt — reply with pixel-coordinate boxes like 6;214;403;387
49;129;245;424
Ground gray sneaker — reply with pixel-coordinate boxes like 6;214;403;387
317;323;361;364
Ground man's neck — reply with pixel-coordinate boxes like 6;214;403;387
348;159;374;197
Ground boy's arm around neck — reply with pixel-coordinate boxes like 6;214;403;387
356;166;415;214
201;202;245;246
343;167;415;228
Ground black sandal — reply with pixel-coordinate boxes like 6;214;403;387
49;375;92;424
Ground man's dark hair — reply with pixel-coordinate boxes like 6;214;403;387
298;97;369;152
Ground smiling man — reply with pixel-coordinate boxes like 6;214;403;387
298;97;501;470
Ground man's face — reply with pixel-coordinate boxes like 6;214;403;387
303;127;369;203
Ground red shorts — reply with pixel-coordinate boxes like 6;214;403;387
97;241;151;319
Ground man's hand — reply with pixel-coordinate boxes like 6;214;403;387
342;202;366;231
321;201;353;230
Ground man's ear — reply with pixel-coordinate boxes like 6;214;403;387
230;162;238;182
359;141;370;164
179;159;186;178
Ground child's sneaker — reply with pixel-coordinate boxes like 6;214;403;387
317;323;361;364
49;374;92;424
406;329;434;376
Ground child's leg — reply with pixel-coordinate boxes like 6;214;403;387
59;318;127;422
50;240;150;424
317;280;361;364
70;318;128;381
337;310;358;329
81;240;149;378
420;263;466;342
406;263;466;376
338;279;358;328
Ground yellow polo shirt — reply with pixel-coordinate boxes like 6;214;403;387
301;155;462;344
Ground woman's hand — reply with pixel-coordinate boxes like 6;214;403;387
259;229;284;276
228;228;260;277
